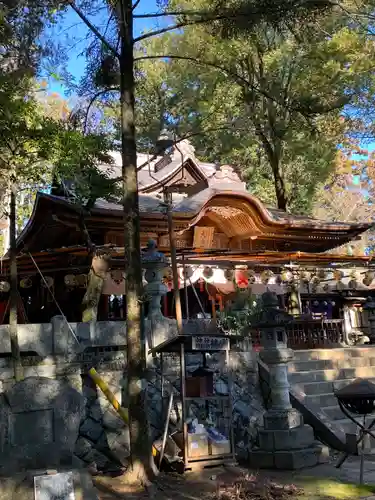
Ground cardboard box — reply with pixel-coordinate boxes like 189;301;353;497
209;438;231;456
187;433;209;458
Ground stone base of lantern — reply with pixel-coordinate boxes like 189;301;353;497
259;424;315;450
249;443;329;470
263;408;303;431
249;408;329;470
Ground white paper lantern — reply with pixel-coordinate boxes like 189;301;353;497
0;281;10;293
20;277;32;289
64;274;77;287
41;276;54;288
203;266;214;281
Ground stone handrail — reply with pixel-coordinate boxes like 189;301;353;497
0;318;126;357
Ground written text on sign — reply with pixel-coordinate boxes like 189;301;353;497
191;336;229;351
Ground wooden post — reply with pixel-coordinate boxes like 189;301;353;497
183;255;189;320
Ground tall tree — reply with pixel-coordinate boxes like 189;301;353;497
0;75;59;380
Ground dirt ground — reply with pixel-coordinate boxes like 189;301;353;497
93;463;375;500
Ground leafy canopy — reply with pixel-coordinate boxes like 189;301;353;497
132;0;375;212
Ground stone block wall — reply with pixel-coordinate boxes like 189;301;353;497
0;317;264;471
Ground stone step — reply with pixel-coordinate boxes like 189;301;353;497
303;392;339;407
293;347;375;362
293;378;357;396
336;418;375;453
289;356;375;373
322;405;346;421
289;367;375;384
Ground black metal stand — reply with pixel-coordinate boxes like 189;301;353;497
336;400;375;483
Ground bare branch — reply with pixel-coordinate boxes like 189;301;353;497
133;10;218;18
133;4;328;43
66;0;120;58
132;0;142;10
83;88;120;134
134;16;223;43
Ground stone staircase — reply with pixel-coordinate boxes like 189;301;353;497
288;347;375;453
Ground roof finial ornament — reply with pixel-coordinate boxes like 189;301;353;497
176;139;196;157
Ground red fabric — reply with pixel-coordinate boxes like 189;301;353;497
235;269;248;288
0;301;6;323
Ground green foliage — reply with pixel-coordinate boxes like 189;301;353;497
53;129;118;208
0;75;58;186
132;2;375;212
0;0;65;77
0;72;116;241
217;291;263;335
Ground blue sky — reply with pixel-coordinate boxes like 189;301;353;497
44;0;163;95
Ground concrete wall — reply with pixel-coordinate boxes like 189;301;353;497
0;317;263;471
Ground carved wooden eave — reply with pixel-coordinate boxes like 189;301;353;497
14;189;372;256
171;189;373;252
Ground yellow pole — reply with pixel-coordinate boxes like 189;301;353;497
89;367;160;457
88;367;129;424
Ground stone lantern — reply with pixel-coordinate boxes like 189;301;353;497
249;291;328;469
142;240;169;319
258;292;295;414
142;240;175;351
364;297;375;343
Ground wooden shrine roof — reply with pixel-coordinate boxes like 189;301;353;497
99;141;246;194
14;190;372;255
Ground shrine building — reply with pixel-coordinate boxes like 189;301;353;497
0;140;374;348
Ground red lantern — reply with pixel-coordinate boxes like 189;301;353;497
235;269;249;289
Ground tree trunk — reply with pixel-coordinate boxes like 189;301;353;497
270;154;287;212
9;183;23;381
82;261;107;322
82;270;103;322
256;127;288;212
118;0;153;485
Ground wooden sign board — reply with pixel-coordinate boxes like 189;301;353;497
34;472;75;500
193;226;215;249
192;336;229;351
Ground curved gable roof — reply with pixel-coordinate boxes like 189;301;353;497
173;189;373;242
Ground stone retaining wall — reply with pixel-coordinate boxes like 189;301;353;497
0;318;264;471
